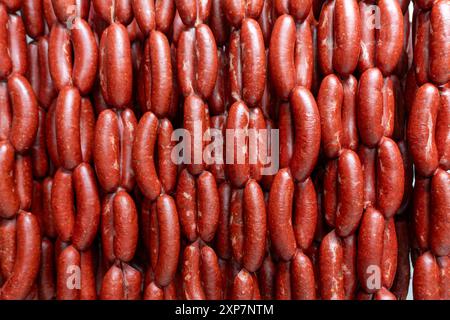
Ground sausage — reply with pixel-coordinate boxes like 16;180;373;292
413;251;440;300
317;74;343;158
7;74;39;154
294;178;317;250
291;250;316;300
269;14;295;100
132;111;161;201
357;207;384;294
113;190;138;262
243;179;266;272
319;230;344;300
197;171;220;242
154;195;180;287
290;86;321;181
176;169;198;242
357;68;384;148
336;149;364;237
430;168;450;257
0;141;20;218
268;168;296;261
1;212;41;300
407;83;439;177
72;163;101;251
376;137;405;218
226;101;250;187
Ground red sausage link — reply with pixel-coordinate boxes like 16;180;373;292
376;137;405;218
275;261;291;299
230;188;244;264
294;178;317;250
226;101;250;187
100;264;124;300
100;194;115;263
278;102;294;168
0;141;20;218
243;179;266;272
319;230;344;300
182;243;206;300
413;251;440;300
93;0;134;25
430;168;450;257
413;177;431;251
157;118;177;194
200;245;223;300
294;20;313;90
42;177;57;238
8;14;28;76
358;145;376;207
436;87;450;170
141;30;173;117
38;239;55;300
14;155;32;211
232;269;254;300
258;254;276;300
0;81;12;142
210;0;230;45
0;4;12;80
22;0;45;39
317;74;343;158
336;149;364;237
55;86;83;170
332;0;361;77
7;74;39;154
357;207;384;294
131;0;155;36
31;108;49;179
56;245;80;300
49;22;73;90
374;287;397;300
197;171;220;242
94;110;120;192
407;83;439;177
391;218;411;300
291;250;316;300
72;163;101;251
290;86;320;181
323;159;338;227
113;190;138;262
80;248;97;300
52;168;75;242
103;23;133;109
376;0;403;76
183;95;207;176
229;18;266;106
1;212;41;300
342;234;357;300
176;169;198;242
274;0;311;22
0;217;16;279
269;14;295;100
71;17;99;95
429;0;450;85
175;0;211;27
177;24;218;99
37;36;57;109
381;218;398;289
132;111;161;201
268;168;296;261
216;182;231;259
341;75;358;150
154;195;180;287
